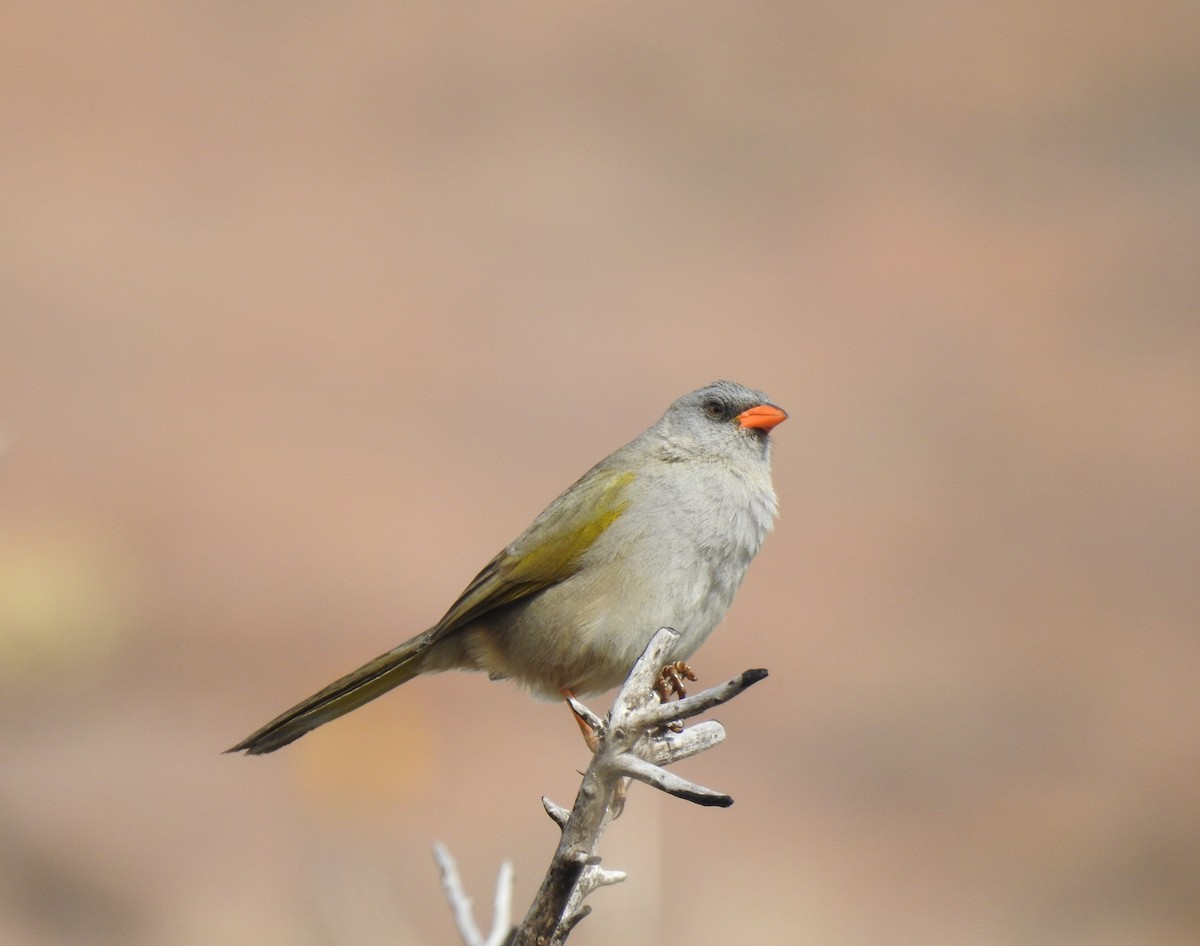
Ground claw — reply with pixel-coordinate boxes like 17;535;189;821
611;776;630;818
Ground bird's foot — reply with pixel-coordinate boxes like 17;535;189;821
654;661;697;702
654;661;697;732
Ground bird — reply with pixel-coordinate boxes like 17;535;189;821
228;380;786;755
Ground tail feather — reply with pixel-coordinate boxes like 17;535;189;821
227;630;437;755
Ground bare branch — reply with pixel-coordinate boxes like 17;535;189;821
609;752;733;807
563;695;604;735
639;719;727;766
540;796;570;829
509;626;767;945
431;629;766;945
433;844;483;946
489;862;514;946
433;843;514;946
635;667;768;730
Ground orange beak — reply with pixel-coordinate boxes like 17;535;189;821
736;403;788;431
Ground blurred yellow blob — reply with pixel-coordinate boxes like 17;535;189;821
0;523;141;690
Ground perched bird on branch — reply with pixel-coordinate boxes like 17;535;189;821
228;380;786;755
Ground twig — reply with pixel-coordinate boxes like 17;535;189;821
433;843;514;946
509;626;767;945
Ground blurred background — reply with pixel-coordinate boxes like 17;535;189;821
2;2;1198;944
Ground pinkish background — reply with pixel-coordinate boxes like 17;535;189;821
2;3;1198;945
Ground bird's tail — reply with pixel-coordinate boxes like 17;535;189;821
226;629;438;755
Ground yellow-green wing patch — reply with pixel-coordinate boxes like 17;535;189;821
433;469;635;634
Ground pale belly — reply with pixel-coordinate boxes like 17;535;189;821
464;539;753;699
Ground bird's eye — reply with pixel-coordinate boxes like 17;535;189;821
703;400;726;419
